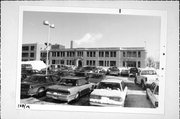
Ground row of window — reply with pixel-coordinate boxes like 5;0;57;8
51;59;117;67
99;60;116;67
123;51;141;57
51;59;142;67
51;59;75;65
22;53;35;57
50;51;117;58
22;46;35;51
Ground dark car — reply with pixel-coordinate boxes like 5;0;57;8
46;76;95;102
129;67;139;77
107;67;120;76
74;66;97;76
21;74;60;97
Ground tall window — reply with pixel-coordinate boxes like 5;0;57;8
110;61;116;66
52;52;56;57
138;61;141;67
31;46;35;51
123;61;125;67
30;53;34;57
99;61;103;66
123;52;125;57
138;51;141;57
105;51;109;57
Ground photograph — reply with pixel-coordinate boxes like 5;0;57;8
17;6;166;113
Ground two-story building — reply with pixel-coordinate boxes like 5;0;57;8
44;47;146;68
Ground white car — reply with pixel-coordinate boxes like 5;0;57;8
146;81;159;108
134;68;158;89
90;79;128;107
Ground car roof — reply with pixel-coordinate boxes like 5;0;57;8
101;79;123;83
62;76;86;80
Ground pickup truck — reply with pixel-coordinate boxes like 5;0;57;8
134;68;158;90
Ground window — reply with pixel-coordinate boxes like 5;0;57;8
57;52;60;57
86;60;89;65
132;51;137;57
123;61;125;67
30;53;34;57
22;53;29;57
110;51;116;57
99;61;103;66
87;52;89;57
105;51;109;57
123;52;125;57
138;61;141;67
52;52;56;57
99;51;104;57
31;46;35;51
138;51;141;57
22;46;29;51
60;60;64;64
52;60;55;64
110;61;116;66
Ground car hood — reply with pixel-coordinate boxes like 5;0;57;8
47;85;74;91
143;75;158;79
91;89;122;97
21;81;38;85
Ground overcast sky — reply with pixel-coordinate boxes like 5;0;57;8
23;11;161;61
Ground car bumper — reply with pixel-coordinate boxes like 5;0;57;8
89;99;124;107
46;93;75;102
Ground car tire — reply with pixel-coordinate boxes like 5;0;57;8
134;77;137;85
37;87;45;97
141;81;146;90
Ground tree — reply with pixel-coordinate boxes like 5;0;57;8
146;57;155;68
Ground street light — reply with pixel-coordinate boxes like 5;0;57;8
43;20;55;75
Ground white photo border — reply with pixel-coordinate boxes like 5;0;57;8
16;6;167;114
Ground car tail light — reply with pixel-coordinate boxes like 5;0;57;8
155;101;158;107
109;97;122;102
90;95;101;99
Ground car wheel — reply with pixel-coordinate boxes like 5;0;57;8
134;78;137;84
37;87;45;97
141;81;146;90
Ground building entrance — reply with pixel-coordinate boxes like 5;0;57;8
77;60;82;67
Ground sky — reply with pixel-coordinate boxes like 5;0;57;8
23;11;161;61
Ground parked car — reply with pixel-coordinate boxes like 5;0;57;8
146;81;159;108
107;67;120;76
21;74;60;97
134;68;158;90
89;78;128;106
120;68;129;77
129;67;139;77
46;76;95;102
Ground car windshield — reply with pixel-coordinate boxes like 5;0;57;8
97;82;121;90
141;70;157;75
154;86;159;95
58;79;77;86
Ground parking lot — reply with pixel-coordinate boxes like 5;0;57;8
21;75;154;108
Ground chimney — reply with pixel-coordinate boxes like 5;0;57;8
70;40;73;49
